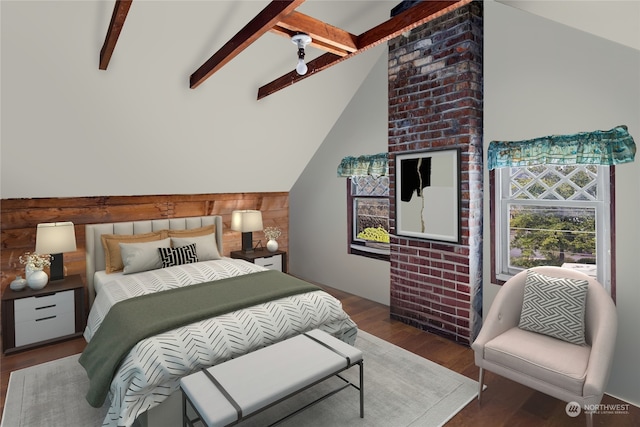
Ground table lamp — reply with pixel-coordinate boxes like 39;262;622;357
35;221;77;281
231;210;263;253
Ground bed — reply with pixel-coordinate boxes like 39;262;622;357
82;215;358;427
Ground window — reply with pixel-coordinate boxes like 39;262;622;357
488;125;635;298
347;176;390;260
492;164;614;294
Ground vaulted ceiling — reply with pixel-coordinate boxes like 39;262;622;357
498;0;639;52
98;0;471;99
96;0;639;103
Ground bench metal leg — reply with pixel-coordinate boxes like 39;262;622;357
359;360;364;418
182;392;191;427
182;391;205;427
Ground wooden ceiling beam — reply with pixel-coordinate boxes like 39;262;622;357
356;0;471;47
99;0;133;70
275;11;357;54
257;0;472;100
269;26;350;57
190;0;306;89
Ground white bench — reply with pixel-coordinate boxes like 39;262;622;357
179;329;364;427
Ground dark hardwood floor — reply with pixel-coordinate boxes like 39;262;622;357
1;285;638;426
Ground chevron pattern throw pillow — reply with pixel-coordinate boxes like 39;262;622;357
518;270;589;345
158;243;198;268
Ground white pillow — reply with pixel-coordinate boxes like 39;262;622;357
171;234;221;261
120;238;171;274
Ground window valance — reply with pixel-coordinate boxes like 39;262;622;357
488;125;636;170
337;152;388;177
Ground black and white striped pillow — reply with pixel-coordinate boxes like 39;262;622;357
158;243;198;268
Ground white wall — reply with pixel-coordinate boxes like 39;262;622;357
289;50;390;305
484;1;640;406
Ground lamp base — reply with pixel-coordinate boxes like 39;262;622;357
241;232;254;253
49;253;64;281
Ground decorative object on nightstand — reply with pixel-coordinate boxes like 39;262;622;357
18;252;51;290
231;210;263;253
26;270;48;290
10;276;27;292
35;221;77;281
263;226;281;253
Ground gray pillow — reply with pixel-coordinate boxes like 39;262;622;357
119;238;171;274
171;234;221;261
518;270;588;345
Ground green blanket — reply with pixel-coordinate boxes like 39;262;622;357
79;270;320;407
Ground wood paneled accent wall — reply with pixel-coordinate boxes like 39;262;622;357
0;193;289;294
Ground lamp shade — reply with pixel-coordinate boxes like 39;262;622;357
35;222;77;254
231;210;263;232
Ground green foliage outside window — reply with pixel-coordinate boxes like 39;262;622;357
509;206;596;268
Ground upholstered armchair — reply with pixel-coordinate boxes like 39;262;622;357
472;266;617;427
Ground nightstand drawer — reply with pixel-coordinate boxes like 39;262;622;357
14;290;75;323
15;311;75;347
255;254;283;271
230;249;287;273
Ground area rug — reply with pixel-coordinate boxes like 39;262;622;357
1;331;479;427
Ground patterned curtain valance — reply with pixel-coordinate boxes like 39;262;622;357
337;152;388;177
488;125;636;170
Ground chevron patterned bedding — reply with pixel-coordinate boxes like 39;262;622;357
84;258;358;427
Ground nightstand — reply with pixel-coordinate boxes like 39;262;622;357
2;274;86;354
230;248;287;273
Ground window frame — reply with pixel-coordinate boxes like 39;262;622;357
346;178;390;261
490;166;616;299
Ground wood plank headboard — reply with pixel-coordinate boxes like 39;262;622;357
85;215;223;307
